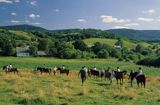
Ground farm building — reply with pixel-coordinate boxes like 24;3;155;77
37;51;47;57
16;46;30;57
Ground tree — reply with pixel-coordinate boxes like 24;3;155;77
29;46;38;56
92;42;111;54
2;41;15;56
73;40;88;51
135;44;144;53
97;49;109;58
115;38;124;47
38;38;50;51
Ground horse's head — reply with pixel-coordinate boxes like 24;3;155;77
129;71;138;79
57;67;62;71
36;67;41;71
3;66;7;70
87;69;91;77
122;70;127;75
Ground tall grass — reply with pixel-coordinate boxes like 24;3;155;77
0;70;160;105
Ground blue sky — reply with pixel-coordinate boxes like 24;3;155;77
1;0;160;30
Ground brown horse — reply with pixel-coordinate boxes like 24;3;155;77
88;68;100;79
129;71;146;88
57;67;69;76
114;70;127;85
3;66;18;74
37;67;51;75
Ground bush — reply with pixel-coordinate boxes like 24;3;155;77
97;49;109;58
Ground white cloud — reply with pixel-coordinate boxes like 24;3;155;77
55;9;60;12
113;26;129;29
124;23;140;27
29;13;40;19
100;15;131;23
31;22;41;25
11;12;16;16
138;17;155;22
25;20;30;23
0;0;12;3
10;20;21;24
77;18;87;22
30;1;37;6
142;9;156;15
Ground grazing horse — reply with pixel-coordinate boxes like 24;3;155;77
3;65;18;74
37;67;51;75
114;70;127;85
88;68;100;79
57;67;69;76
129;71;146;88
103;70;113;83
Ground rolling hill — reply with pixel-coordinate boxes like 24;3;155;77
83;38;150;49
2;24;160;41
108;29;160;40
0;24;47;32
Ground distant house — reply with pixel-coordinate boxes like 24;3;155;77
114;45;122;49
16;46;30;57
37;51;47;57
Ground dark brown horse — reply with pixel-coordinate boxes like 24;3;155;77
3;66;18;74
37;67;51;75
88;68;100;79
114;70;127;85
129;71;146;88
57;67;69;76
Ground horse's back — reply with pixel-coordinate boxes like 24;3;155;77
136;74;146;82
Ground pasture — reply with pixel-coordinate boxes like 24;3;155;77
0;57;160;105
83;38;150;48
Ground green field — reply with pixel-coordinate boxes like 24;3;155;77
0;57;159;76
83;38;150;48
0;57;160;105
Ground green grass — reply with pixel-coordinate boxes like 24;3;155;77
0;68;160;105
0;57;159;76
9;30;34;41
83;38;150;49
0;57;160;105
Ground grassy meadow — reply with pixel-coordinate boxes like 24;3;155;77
83;38;150;48
0;57;160;105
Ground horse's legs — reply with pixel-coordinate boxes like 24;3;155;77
117;79;118;84
137;81;139;87
131;79;133;87
53;71;56;75
121;78;123;85
110;79;112;84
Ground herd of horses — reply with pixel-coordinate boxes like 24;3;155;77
2;65;146;88
86;68;145;88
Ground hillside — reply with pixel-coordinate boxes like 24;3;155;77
83;38;150;49
0;24;47;32
2;25;160;41
108;29;160;40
